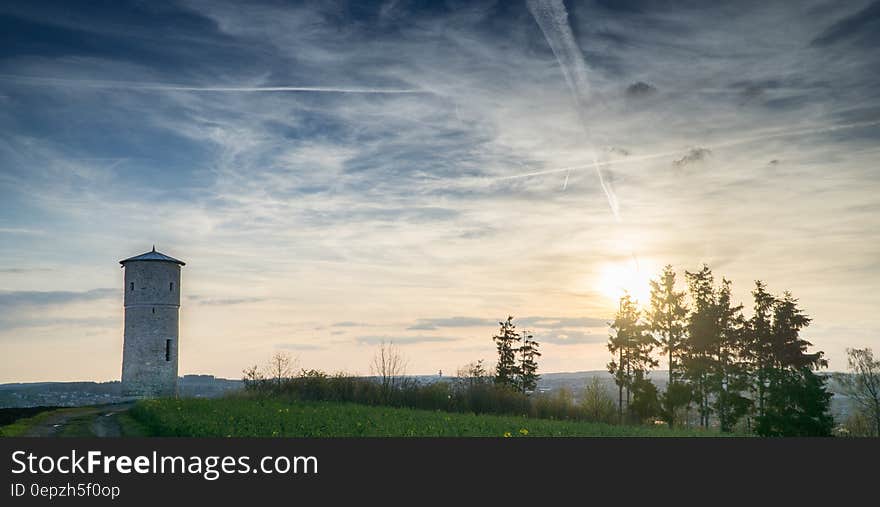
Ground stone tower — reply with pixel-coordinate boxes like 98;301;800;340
120;246;185;397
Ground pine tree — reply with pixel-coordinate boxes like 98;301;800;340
608;295;635;422
756;367;833;436
608;294;657;423
683;265;717;428
648;265;689;427
744;280;776;422
710;278;749;432
770;292;822;370
493;316;521;389
518;330;541;393
681;267;750;431
754;291;833;436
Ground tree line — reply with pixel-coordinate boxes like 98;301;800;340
608;264;834;436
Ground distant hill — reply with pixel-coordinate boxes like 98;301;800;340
0;376;242;408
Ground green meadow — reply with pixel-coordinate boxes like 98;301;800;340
129;398;716;437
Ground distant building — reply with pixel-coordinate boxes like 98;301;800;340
119;246;185;397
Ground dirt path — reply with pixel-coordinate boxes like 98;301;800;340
23;402;135;437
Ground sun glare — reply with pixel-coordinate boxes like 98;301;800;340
597;260;653;306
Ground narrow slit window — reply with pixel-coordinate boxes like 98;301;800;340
169;282;174;291
165;339;171;361
130;282;134;292
152;307;155;314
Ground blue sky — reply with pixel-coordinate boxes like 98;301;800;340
1;0;879;381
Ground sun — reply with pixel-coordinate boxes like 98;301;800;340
597;260;653;306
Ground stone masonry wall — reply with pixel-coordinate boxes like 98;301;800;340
121;261;181;397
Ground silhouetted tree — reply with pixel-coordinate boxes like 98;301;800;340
493;316;521;389
371;341;407;401
683;265;717;428
681;267;750;431
710;278;750;432
743;280;776;422
608;294;657;423
457;359;490;388
268;351;295;388
518;330;541;393
648;265;688;427
754;292;832;436
242;364;265;391
756;367;833;436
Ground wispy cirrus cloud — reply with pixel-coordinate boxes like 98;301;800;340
355;335;459;346
407;317;497;330
331;321;364;328
518;316;609;329
187;295;266;306
407;315;609;331
0;74;426;94
0;289;117;308
0;316;118;332
277;342;327;351
810;1;880;47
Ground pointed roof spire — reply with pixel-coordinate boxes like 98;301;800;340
120;247;185;266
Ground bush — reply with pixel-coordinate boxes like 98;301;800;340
580;377;618;424
532;388;581;420
241;368;649;424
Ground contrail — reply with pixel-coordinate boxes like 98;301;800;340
591;151;620;219
526;0;591;106
0;74;425;94
495;118;880;181
526;0;621;221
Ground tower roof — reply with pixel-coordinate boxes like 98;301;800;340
119;245;185;266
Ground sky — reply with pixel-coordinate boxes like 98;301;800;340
1;0;879;382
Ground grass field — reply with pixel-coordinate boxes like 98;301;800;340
129;398;717;437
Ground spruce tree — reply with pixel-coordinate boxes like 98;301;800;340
710;278;749;432
754;292;833;436
683;265;717;428
493;316;521;389
608;294;657;423
682;267;750;431
609;295;635;422
744;280;776;421
518;330;541;393
756;367;833;436
648;265;689;427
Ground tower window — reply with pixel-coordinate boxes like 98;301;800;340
130;282;134;292
152;307;155;314
170;282;174;291
165;339;172;361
